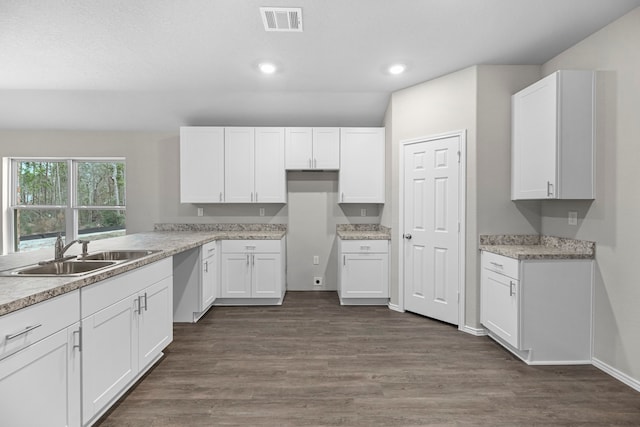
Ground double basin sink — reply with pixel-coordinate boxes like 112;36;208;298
4;250;161;277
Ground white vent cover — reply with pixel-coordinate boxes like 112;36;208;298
260;7;303;32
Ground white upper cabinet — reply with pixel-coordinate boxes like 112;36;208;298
225;127;286;203
285;127;340;170
225;127;255;203
255;127;287;203
339;127;385;203
511;70;595;200
180;127;225;203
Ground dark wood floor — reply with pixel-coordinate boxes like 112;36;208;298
97;291;640;426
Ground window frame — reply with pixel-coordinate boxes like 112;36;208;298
8;157;126;252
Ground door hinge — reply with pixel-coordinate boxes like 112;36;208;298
458;222;461;233
457;151;461;163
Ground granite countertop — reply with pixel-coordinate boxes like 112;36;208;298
0;224;286;316
336;224;391;240
479;235;595;260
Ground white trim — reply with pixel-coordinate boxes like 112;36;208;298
593;358;640;393
398;130;467;328
387;303;404;313
460;325;487;336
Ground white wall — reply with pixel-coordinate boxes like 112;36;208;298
0;130;170;253
387;66;478;322
540;8;640;383
385;65;541;328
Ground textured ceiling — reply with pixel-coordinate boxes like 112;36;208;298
1;0;639;130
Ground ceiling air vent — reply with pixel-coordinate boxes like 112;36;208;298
260;7;303;32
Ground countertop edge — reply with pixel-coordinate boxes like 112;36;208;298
0;231;286;316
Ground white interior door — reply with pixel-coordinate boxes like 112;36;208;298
403;135;461;325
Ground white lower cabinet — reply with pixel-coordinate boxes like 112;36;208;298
338;239;389;305
480;251;593;364
81;258;173;426
173;241;219;322
218;239;286;304
0;291;81;427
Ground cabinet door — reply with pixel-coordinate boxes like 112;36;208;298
220;253;252;297
285;127;313;169
313;127;340;170
252;253;282;298
225;127;255;203
511;73;558;200
138;276;173;370
339;128;385;203
82;297;138;424
341;253;389;298
481;269;519;348
180;127;225;203
201;252;217;311
0;324;81;427
255;127;286;203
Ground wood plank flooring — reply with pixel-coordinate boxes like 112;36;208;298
96;291;640;426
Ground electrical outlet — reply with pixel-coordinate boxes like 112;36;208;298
361;208;367;216
313;277;323;287
259;208;265;217
197;208;204;217
313;255;319;265
568;211;578;226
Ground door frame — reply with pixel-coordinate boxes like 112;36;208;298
398;130;467;330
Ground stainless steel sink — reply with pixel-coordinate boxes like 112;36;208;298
12;260;117;276
79;250;160;261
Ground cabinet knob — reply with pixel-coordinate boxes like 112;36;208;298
403;233;412;240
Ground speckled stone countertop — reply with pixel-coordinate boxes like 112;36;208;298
479;235;595;260
337;224;391;240
0;225;286;316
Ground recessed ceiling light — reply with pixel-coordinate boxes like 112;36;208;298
388;64;406;75
259;62;277;74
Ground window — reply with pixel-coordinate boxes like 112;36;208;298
9;158;126;252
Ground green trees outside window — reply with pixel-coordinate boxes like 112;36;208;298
11;159;126;252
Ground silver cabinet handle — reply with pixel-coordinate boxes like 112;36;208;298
343;255;346;266
252;254;255;266
360;245;370;250
219;192;223;202
341;192;344;202
490;261;503;268
246;254;250;265
143;293;148;311
135;296;142;314
73;329;82;351
309;158;312;168
251;192;253;202
547;181;553;197
204;260;209;273
5;324;42;340
314;158;317;168
255;192;258;202
403;233;412;240
509;281;515;297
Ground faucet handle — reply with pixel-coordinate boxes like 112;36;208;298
79;240;90;256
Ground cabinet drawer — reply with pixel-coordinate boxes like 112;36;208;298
82;258;172;317
221;239;281;253
340;240;389;253
482;251;519;279
201;241;217;260
0;290;79;360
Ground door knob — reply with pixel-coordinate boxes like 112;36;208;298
403;233;412;240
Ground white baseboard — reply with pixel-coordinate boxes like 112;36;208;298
387;303;404;313
459;325;488;336
593;357;640;392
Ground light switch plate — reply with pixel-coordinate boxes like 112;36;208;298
568;211;578;225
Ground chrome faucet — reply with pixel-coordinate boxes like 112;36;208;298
54;234;90;260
